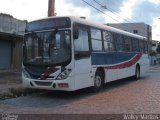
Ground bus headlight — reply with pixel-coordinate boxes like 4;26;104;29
22;68;31;78
56;69;71;80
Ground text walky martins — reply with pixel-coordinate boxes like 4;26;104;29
123;114;159;120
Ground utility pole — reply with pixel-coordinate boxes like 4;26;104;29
48;0;55;17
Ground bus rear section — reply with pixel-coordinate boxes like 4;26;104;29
91;52;149;83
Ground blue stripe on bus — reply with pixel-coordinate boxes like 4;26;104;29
91;52;137;65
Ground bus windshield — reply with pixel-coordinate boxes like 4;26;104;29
23;30;71;66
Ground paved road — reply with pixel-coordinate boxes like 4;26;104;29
0;65;160;114
0;72;22;95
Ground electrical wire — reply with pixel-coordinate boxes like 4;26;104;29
82;0;150;38
92;0;149;36
81;0;120;23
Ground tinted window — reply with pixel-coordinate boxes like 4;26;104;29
132;38;140;52
26;17;71;32
124;36;132;52
103;31;113;51
114;34;124;51
140;40;145;53
23;30;71;66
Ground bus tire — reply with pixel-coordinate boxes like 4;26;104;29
135;65;140;80
91;70;104;92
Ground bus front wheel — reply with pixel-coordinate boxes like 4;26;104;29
91;71;104;92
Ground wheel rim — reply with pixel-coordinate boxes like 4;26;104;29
95;75;102;88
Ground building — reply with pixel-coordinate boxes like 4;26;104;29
149;40;159;64
0;13;26;71
107;23;152;51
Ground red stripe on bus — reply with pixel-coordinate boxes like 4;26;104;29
103;53;142;69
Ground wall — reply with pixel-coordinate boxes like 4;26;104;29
0;13;26;71
0;13;26;35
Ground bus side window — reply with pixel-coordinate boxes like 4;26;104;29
124;36;132;52
114;34;124;52
91;28;102;51
140;40;145;53
74;29;89;52
74;28;90;60
103;31;113;51
132;38;140;52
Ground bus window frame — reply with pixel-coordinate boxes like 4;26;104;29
103;30;114;52
90;27;103;52
124;35;132;52
73;23;91;60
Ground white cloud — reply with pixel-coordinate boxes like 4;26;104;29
119;0;137;22
55;0;107;23
55;0;91;19
0;0;48;21
152;17;160;40
148;0;160;4
95;0;137;23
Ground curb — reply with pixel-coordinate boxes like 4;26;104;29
0;87;25;100
150;65;160;69
0;87;41;100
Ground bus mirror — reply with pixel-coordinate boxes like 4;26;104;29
73;26;79;39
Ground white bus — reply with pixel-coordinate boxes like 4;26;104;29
22;16;150;91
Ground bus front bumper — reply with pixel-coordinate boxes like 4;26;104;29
22;75;75;91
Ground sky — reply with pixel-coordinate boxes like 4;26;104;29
0;0;160;40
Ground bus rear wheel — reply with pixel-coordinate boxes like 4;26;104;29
135;65;140;80
91;71;104;92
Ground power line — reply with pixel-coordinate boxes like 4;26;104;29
81;0;147;38
93;0;131;23
92;0;148;36
81;0;120;23
93;0;146;24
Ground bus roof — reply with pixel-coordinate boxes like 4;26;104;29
70;16;147;40
29;16;147;40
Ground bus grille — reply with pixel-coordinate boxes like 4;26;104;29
34;81;52;86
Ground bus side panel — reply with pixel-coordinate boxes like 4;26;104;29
105;69;116;83
117;54;149;79
108;66;134;82
74;57;93;90
139;54;150;76
91;52;149;84
117;66;135;80
117;68;129;80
